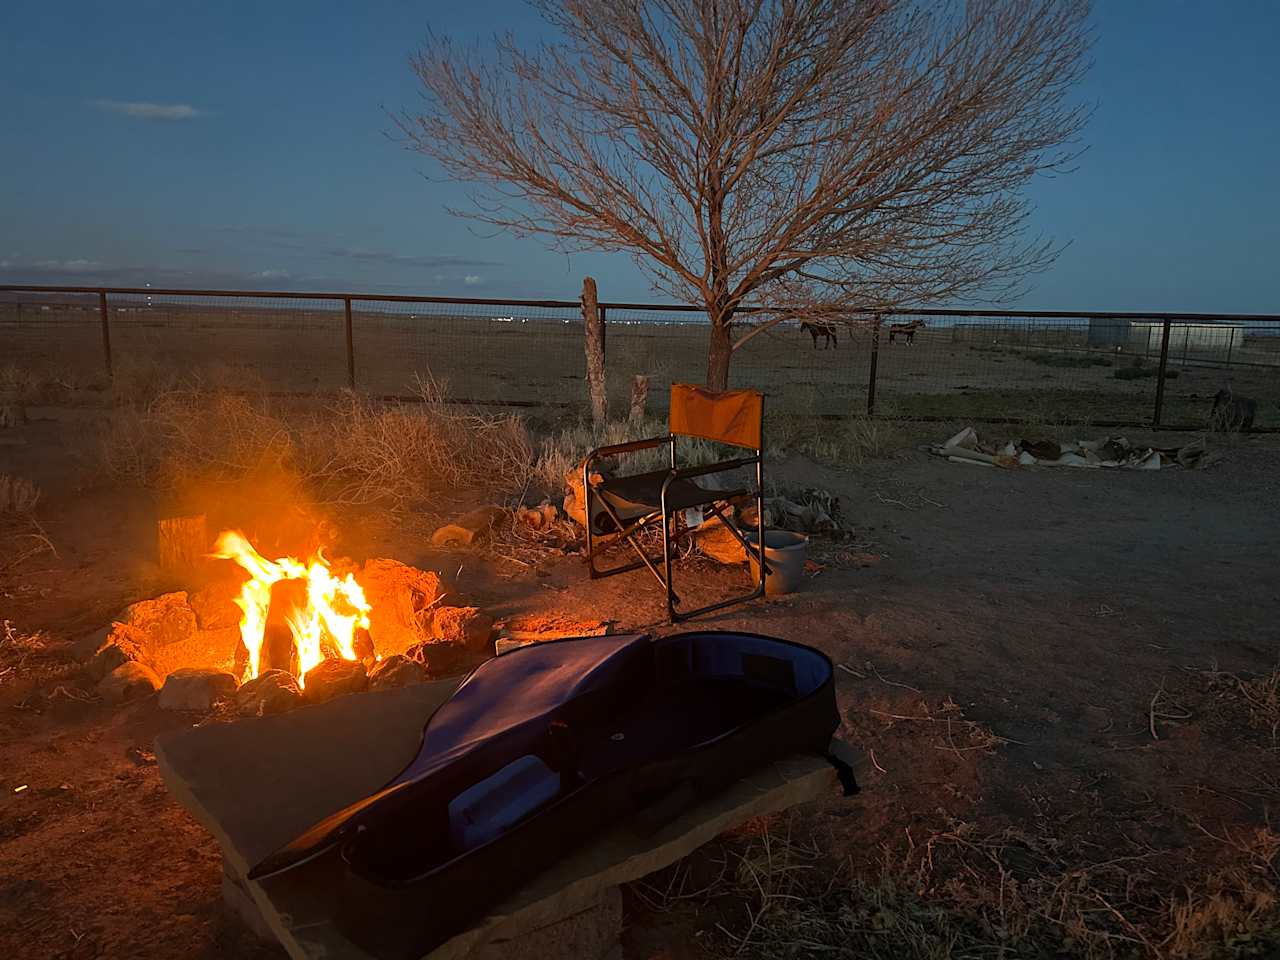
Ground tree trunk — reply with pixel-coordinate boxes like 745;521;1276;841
706;320;732;392
581;277;607;424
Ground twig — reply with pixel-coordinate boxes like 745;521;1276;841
868;747;886;773
1149;679;1163;740
871;663;920;693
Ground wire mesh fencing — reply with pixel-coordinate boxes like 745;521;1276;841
2;286;1277;430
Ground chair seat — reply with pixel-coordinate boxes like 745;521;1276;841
596;470;746;523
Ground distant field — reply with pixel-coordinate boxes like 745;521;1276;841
2;301;1277;429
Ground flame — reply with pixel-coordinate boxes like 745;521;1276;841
211;530;371;686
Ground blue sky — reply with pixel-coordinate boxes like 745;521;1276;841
1;1;1277;312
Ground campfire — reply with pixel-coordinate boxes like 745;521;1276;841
211;531;374;687
81;511;500;715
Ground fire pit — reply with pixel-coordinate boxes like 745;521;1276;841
81;523;494;713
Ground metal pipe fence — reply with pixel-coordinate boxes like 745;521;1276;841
2;284;1277;430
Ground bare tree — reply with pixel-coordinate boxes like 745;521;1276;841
398;0;1092;391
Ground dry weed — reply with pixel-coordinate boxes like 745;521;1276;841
98;374;533;507
706;819;1280;960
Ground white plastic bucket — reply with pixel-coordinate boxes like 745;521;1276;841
743;529;809;596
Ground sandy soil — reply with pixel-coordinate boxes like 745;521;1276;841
2;418;1279;958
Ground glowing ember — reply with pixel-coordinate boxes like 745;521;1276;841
211;530;371;686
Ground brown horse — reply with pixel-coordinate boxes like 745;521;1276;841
887;319;925;344
800;320;838;349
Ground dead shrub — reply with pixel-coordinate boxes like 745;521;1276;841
97;374;533;507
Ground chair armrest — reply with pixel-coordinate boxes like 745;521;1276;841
587;435;674;461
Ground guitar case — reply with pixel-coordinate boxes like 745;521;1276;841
250;630;854;958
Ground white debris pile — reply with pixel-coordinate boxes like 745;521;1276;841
930;427;1221;471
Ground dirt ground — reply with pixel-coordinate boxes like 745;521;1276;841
2;415;1279;959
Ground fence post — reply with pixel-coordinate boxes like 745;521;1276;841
582;277;607;424
343;297;355;389
1152;317;1172;428
866;315;881;416
98;290;113;380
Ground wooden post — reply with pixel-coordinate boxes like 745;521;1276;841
98;290;113;380
343;297;356;389
628;374;649;423
1152;318;1172;429
866;316;882;415
582;277;607;424
158;514;209;579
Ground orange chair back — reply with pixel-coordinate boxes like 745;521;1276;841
668;383;763;449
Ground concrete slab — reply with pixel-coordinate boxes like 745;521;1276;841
157;681;853;960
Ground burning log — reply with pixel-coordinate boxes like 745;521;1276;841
262;578;307;677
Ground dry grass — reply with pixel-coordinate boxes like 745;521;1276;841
99;374;533;507
686;819;1280;960
531;416;726;492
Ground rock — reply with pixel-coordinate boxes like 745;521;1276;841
150;626;243;680
235;669;302;717
405;640;475;678
118;592;198;652
98;661;162;703
367;654;428;691
430;506;510;548
71;624;111;662
695;522;748;565
86;624;148;681
158;667;239;712
301;658;368;704
358;559;445;657
431;606;494;652
189;580;243;630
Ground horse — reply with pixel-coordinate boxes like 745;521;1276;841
800;320;838;350
887;320;924;345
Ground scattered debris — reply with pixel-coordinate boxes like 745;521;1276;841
125;746;156;766
930;426;1224;471
431;505;510;548
494;614;611;654
514;502;559;531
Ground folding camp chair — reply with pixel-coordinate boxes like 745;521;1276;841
583;383;767;623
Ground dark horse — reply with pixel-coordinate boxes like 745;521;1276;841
800;320;838;350
888;320;924;345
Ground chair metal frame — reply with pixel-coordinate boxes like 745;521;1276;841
582;395;768;623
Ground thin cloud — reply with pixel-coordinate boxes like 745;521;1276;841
91;99;203;121
324;247;500;270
